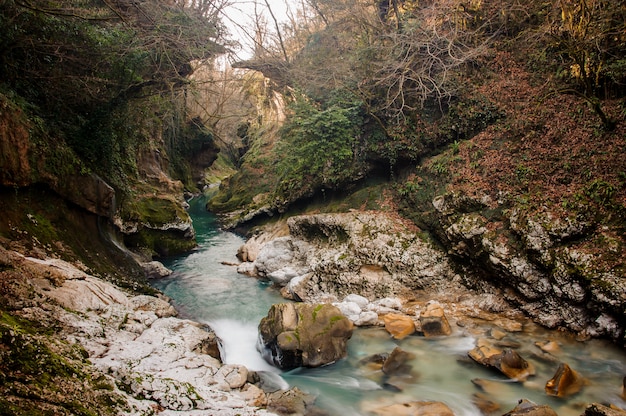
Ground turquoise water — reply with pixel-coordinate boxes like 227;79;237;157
153;196;626;416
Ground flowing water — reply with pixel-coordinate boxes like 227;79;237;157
153;196;626;416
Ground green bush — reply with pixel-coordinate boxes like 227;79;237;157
274;94;365;201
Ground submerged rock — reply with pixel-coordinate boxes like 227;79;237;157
382;347;415;376
534;340;560;354
371;400;455;416
502;399;557;416
468;341;535;381
583;403;626;416
545;362;585;397
472;392;501;415
258;303;353;370
266;386;322;416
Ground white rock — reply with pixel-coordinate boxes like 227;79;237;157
217;364;249;389
354;311;379;326
344;294;369;309
142;260;173;279
372;297;402;311
237;261;257;276
130;295;177;317
48;276;130;310
335;301;362;320
254;237;295;277
268;266;300;286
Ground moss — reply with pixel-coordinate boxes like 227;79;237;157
329;315;344;325
21;213;58;245
204;152;237;185
0;323;83;383
125;196;190;228
124;227;196;257
312;304;324;321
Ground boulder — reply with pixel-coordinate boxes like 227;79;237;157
382;347;415;376
141;260;172;279
583;403;626;416
258;303;353;370
472;392;500;415
468;341;535;381
267;386;320;416
371;400;455;416
237;261;257;277
502;399;557;416
622;376;626;400
418;302;452;337
383;313;415;340
545;362;585;397
254;237;296;279
333;296;380;327
359;353;389;371
499;349;535;381
344;293;369;309
268;266;301;286
534;340;560;354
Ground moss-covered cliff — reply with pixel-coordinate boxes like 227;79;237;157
0;0;226;261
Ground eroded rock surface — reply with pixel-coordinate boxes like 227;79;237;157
239;212;458;303
433;192;625;344
5;250;276;415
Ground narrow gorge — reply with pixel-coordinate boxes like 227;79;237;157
1;0;625;415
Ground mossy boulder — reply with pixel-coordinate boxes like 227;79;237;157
258;303;353;370
117;195;196;257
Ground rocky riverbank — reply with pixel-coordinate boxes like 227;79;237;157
233;209;626;415
236;208;625;347
0;244;324;415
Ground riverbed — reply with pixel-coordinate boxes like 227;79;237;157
152;197;626;416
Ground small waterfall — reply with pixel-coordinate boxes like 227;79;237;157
209;318;278;373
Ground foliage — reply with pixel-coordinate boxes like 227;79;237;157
0;0;225;191
273;93;365;204
546;0;626;128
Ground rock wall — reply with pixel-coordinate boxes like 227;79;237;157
0;93;196;260
238;211;458;303
431;192;625;345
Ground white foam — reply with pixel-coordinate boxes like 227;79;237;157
209;318;280;373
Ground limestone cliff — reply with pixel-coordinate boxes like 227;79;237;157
431;192;625;344
0;92;199;263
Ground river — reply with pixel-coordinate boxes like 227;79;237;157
152;196;626;416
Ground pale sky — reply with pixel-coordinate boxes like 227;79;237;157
221;0;294;60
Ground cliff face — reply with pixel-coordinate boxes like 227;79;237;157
0;92;198;264
432;192;625;344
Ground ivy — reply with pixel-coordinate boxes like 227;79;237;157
273;93;365;202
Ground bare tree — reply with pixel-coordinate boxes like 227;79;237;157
364;0;494;122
